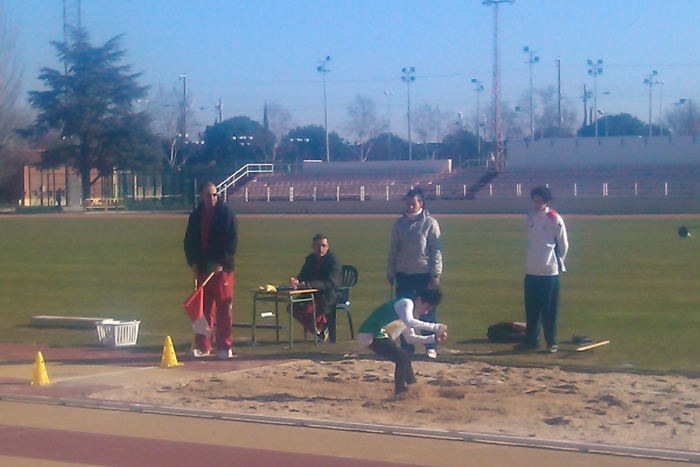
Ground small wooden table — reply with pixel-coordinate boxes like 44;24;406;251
252;288;318;348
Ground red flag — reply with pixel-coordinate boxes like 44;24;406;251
182;286;204;322
182;272;215;336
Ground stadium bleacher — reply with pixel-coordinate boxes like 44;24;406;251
225;136;700;203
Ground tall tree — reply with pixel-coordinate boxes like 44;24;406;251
665;99;700;136
146;84;209;170
199;116;274;170
363;132;409;161
22;28;161;201
276;125;326;165
499;101;526;142
145;84;187;170
517;85;577;140
276;125;355;165
440;130;480;166
264;102;294;162
146;84;180;138
346;94;383;161
412;104;451;159
0;0;32;200
577;113;649;137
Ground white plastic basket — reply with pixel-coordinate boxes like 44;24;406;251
95;320;140;347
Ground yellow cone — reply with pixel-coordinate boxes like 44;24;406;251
31;351;51;385
160;336;183;368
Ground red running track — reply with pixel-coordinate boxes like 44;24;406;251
0;423;415;467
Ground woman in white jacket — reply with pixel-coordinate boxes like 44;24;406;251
386;187;443;358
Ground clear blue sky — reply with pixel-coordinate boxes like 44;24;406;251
7;0;700;138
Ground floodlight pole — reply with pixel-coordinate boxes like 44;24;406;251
523;46;539;141
471;79;484;154
483;0;514;171
402;67;416;161
644;70;659;137
180;74;188;140
384;91;394;158
587;59;603;138
317;56;331;162
557;57;563;127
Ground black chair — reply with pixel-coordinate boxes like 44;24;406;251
329;265;358;342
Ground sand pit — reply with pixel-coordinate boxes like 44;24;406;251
95;355;700;452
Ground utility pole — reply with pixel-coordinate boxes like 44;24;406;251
402;67;416;161
317;56;331;162
483;0;514;171
523;46;539;141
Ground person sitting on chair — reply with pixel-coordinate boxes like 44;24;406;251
289;233;342;341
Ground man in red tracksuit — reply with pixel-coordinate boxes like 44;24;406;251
184;181;238;360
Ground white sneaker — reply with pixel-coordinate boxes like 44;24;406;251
426;348;438;359
216;348;234;360
188;348;210;358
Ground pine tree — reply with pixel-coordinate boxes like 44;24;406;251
23;28;161;201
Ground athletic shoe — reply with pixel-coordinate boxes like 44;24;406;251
546;345;558;354
216;348;234;360
317;327;329;342
426;348;438;359
188;348;211;358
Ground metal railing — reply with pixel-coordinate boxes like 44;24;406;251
217;163;274;201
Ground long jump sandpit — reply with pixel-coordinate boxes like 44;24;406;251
0;343;696;467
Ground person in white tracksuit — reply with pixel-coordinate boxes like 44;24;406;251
516;186;569;354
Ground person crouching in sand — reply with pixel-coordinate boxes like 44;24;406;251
357;288;447;395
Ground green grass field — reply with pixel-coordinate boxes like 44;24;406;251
1;213;699;374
